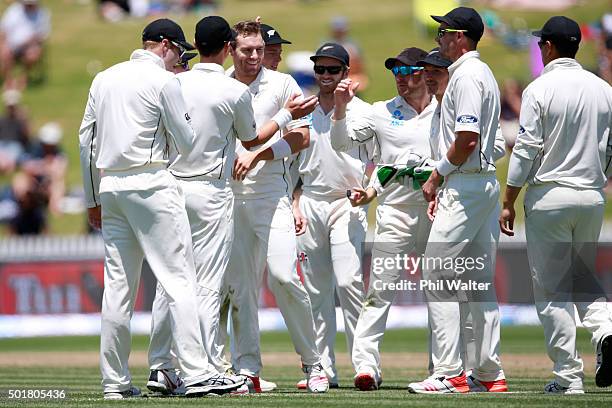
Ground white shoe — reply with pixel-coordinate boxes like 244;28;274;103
242;375;277;393
185;374;246;397
304;363;329;393
259;377;277;392
230;383;250;395
147;369;186;396
104;386;141;400
544;381;584;394
596;334;612;388
408;372;469;394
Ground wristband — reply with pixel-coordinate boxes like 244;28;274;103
271;108;293;130
271;138;292;160
435;155;458;177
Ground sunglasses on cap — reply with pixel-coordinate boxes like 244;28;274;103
314;65;344;75
391;66;424;76
169;40;187;59
436;28;468;39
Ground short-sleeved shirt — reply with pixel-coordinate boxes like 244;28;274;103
508;58;612;189
169;63;256;180
438;51;500;174
331;96;437;206
295;97;374;200
229;67;309;199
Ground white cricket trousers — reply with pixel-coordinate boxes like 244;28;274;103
423;172;505;381
98;166;212;392
222;195;320;376
351;202;431;379
297;194;367;382
148;178;234;373
525;184;612;389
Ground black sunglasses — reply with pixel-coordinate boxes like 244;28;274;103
314;65;344;75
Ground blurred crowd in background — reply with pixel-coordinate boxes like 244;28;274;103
0;0;610;235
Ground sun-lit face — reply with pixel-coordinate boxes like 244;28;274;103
392;61;425;99
263;44;283;71
423;65;449;97
231;33;265;79
436;23;460;61
313;56;347;95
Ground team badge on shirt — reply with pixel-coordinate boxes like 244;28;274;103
390;109;404;127
457;115;478;124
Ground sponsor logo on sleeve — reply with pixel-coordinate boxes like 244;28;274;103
456;115;478;124
518;125;526;135
185;113;191;122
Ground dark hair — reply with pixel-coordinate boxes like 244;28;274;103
197;42;226;57
231;20;261;48
550;39;579;58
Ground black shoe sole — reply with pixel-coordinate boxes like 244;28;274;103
185;382;243;398
596;335;612;388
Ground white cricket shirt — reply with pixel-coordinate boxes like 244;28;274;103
229;67;309;199
295;97;374;200
431;102;506;162
508;58;612;189
169;63;257;180
78;49;195;208
331;96;437;206
438;51;501;174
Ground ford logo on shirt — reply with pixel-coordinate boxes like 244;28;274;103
456;115;478;124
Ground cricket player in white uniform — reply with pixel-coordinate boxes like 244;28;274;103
220;20;329;393
421;47;507;379
500;16;612;394
78;19;244;399
331;47;437;391
291;43;373;389
409;7;507;394
146;16;271;396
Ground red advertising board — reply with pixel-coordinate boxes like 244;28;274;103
0;261;147;314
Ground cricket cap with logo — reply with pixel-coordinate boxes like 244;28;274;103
142;18;195;50
310;42;350;66
533;16;581;46
431;7;485;42
195;16;236;50
260;23;292;45
384;47;428;70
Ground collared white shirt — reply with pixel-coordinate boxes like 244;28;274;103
229;67;309;198
331;95;437;206
295;97;374;200
439;50;501;174
169;63;257;180
78;49;195;207
431;101;507;162
508;58;612;189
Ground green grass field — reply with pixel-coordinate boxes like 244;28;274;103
1;0;610;235
0;327;610;406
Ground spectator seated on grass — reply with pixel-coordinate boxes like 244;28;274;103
0;89;30;173
0;0;51;89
